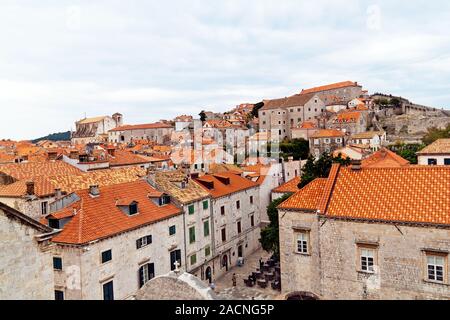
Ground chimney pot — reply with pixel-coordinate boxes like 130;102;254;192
55;188;62;199
351;159;362;171
89;185;100;197
26;181;35;195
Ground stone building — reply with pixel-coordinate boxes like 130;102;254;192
417;139;450;166
108;122;174;145
259;93;325;140
149;170;215;283
193;172;261;280
72;113;123;145
300;81;363;104
39;180;185;300
349;131;387;151
278;164;450;300
0;202;55;300
328;110;369;135
309;129;345;158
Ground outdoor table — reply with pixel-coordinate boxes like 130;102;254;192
252;271;262;279
257;279;267;288
265;272;275;281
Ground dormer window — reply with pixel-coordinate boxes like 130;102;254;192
159;195;171;206
129;203;138;215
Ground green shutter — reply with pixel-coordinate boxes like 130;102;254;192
203;220;210;237
190;254;197;266
203;200;209;210
189;227;196;244
205;246;211;257
188;205;195;215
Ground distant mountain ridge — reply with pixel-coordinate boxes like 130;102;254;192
32;131;71;143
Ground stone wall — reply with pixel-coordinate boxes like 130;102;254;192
279;210;450;300
0;209;54;300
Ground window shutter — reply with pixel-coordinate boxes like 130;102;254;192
136;239;141;249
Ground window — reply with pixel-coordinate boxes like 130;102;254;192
139;263;155;288
427;254;446;283
159;195;171;206
428;158;438;165
41;201;48;215
203;200;209;210
129;203;138;215
54;290;64;300
169;225;176;236
360;248;375;273
336;138;342;143
236;200;240;210
170;249;182;270
324;138;330;144
136;235;152;249
250;214;254;227
205;246;211;257
101;250;112;264
314;139;320;145
221;227;227;242
445;158;450;165
203;220;210;237
189;226;196;244
53;257;62;270
296;232;309;254
250;196;253;204
103;281;114;300
221;206;225;215
188;204;195;215
190;254;197;266
237;221;242;234
49;219;59;229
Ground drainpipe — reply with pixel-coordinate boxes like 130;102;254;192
182;204;188;273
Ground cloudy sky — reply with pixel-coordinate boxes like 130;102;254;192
1;1;450;139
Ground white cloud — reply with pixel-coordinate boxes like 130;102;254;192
0;0;449;139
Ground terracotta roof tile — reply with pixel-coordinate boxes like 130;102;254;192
301;81;360;94
324;166;450;225
193;172;258;198
109;122;173;132
49;180;181;244
417;139;450;154
278;178;327;210
361;148;410;168
272;176;301;193
310;129;345;138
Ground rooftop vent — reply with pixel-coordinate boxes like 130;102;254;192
351;159;362;171
26;181;35;195
89;185;100;197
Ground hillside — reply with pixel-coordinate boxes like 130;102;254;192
32;131;71;143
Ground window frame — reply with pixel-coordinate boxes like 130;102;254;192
189;226;196;244
169;225;176;236
101;249;112;264
138;263;155;288
53;257;63;271
425;251;448;284
295;231;309;255
188;204;195;215
102;280;114;301
203;220;210;237
357;244;378;274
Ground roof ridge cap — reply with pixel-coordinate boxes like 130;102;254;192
317;163;341;214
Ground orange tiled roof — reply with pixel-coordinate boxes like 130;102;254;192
48;180;181;244
417;139;450;154
278;178;327;210
301;81;359;94
300;121;316;129
194;171;258;198
272;176;301;194
0;161;83;180
108;150;153;167
310;129;345;138
335;111;361;123
109;122;173;132
361;148;410;168
322;166;450;226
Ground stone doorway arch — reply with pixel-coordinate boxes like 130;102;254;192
285;291;320;300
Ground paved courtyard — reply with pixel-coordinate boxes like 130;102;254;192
214;248;283;300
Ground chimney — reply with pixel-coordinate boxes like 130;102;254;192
55;188;62;199
89;185;100;197
351;159;362;171
26;181;35;195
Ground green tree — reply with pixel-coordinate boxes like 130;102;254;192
389;142;425;164
298;152;351;188
280;138;309;160
260;194;291;258
199;111;207;122
251;102;264;118
422;124;450;145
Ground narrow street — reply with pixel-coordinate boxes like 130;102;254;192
214;248;283;300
